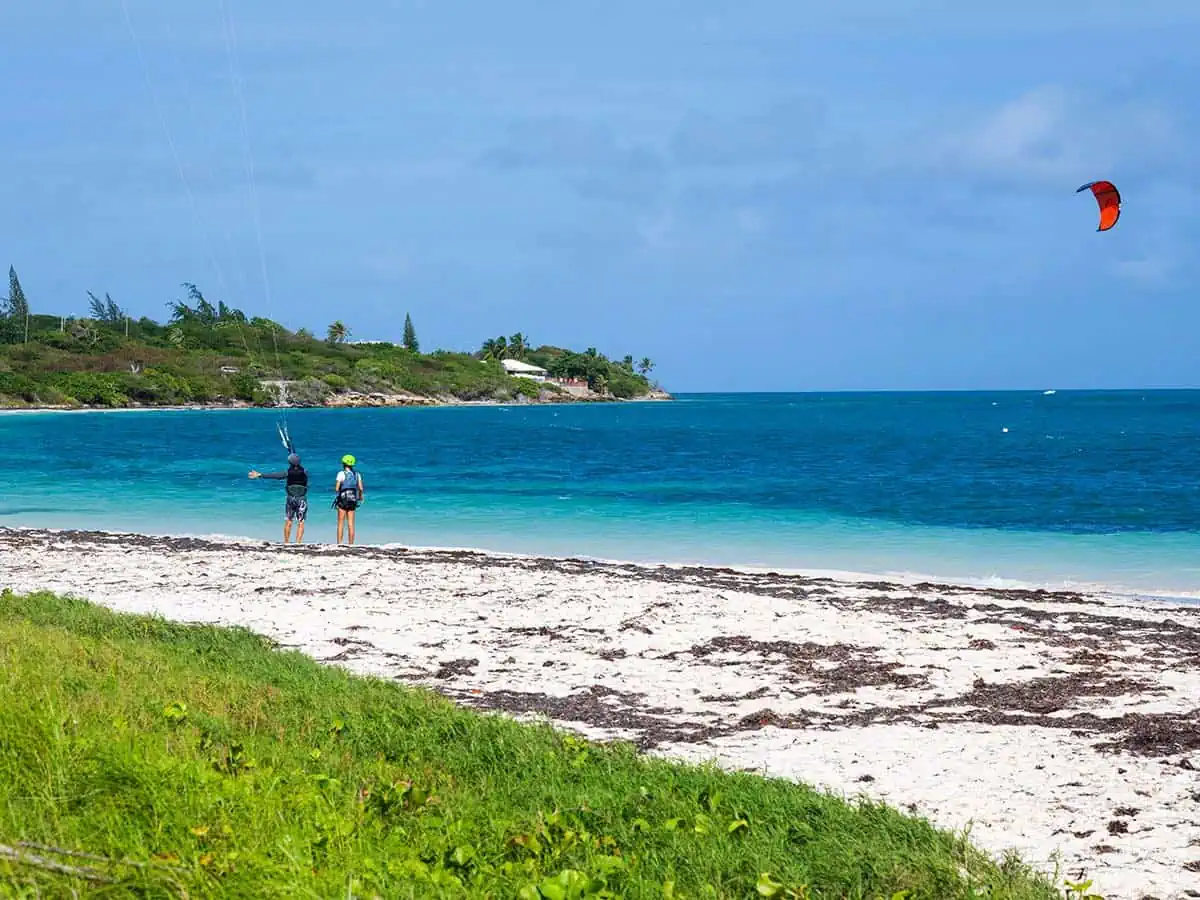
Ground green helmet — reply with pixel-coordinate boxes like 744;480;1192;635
341;454;356;466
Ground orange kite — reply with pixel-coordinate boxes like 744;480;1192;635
1076;180;1121;232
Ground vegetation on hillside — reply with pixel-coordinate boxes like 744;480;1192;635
0;270;660;408
0;589;1066;899
481;332;656;401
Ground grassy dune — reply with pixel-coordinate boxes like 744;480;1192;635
0;590;1065;899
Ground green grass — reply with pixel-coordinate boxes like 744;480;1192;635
0;590;1063;899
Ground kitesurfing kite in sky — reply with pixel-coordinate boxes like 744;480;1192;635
1076;180;1121;232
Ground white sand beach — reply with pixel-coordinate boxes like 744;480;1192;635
2;527;1198;899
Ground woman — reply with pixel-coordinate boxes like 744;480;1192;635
334;454;365;545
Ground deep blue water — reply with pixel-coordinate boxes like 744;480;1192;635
2;391;1198;597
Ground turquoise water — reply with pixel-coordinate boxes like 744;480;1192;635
3;392;1200;598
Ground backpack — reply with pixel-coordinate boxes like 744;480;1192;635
338;469;360;500
285;465;308;498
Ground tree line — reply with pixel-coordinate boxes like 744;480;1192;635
480;334;654;381
0;268;661;406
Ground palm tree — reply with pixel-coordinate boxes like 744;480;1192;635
508;332;529;360
637;357;654;376
327;321;349;344
195;297;217;327
178;283;217;326
166;300;194;324
480;336;509;361
214;303;248;330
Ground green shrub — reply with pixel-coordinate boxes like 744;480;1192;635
125;369;196;405
0;372;37;402
229;373;261;402
606;368;647;399
188;375;225;403
512;377;543;399
51;372;128;407
288;376;332;407
36;386;71;406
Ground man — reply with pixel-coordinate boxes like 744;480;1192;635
334;453;364;545
249;452;309;543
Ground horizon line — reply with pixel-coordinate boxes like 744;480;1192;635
669;387;1200;395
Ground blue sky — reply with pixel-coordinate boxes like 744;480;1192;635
3;1;1198;391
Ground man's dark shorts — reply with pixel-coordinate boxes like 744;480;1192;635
285;496;308;522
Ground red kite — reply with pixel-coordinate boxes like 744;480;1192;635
1076;180;1121;232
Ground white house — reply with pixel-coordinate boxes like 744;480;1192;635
501;358;548;382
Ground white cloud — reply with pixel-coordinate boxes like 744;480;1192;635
958;86;1074;177
931;85;1181;184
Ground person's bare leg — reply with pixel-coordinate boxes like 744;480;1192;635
296;520;305;543
337;508;346;544
347;509;355;545
283;519;292;543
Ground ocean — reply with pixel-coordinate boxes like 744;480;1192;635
3;391;1199;599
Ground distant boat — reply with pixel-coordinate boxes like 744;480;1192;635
1042;390;1057;395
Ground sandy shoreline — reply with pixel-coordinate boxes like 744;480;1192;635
2;527;1198;898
